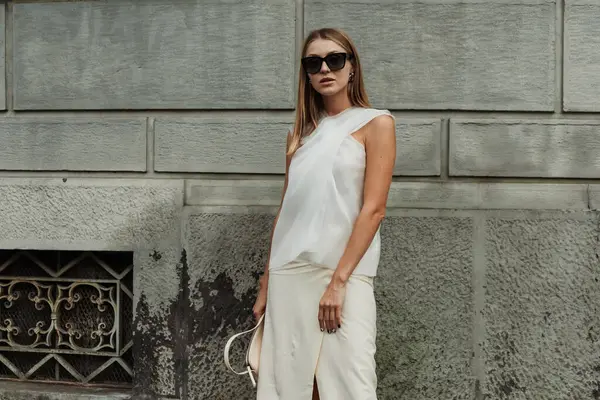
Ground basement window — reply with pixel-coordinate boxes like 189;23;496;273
0;250;133;387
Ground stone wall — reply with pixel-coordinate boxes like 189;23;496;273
0;1;599;399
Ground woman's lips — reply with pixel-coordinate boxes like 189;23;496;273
320;78;335;84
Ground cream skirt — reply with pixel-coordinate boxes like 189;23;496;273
256;260;378;400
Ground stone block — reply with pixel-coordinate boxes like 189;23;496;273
449;120;600;178
394;118;441;176
0;6;5;110
564;0;600;111
377;211;475;399
305;0;555;111
156;116;440;175
0;178;185;397
0;118;146;171
13;1;295;110
482;212;600;398
184;208;275;399
154;116;291;173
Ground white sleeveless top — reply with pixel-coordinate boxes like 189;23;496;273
268;107;394;277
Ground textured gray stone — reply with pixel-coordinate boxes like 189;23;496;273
0;119;146;171
154;116;291;173
184;209;275;400
450;120;600;178
564;0;600;111
13;0;295;110
482;213;600;399
394;118;441;176
590;185;600;210
186;180;589;210
305;0;555;111
156;116;440;174
0;6;5;110
377;212;474;399
0;178;183;250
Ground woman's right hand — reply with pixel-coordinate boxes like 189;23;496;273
252;273;268;321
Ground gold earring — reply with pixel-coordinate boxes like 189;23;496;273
349;72;355;82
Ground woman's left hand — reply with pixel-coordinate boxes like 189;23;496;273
318;275;347;333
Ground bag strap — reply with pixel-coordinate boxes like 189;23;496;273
224;314;264;376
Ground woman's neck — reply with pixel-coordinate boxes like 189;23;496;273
322;93;353;117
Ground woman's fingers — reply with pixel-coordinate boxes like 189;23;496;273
327;306;335;333
335;305;342;329
318;304;325;332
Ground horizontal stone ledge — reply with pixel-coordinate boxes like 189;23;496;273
449;119;600;178
0;178;184;249
186;180;591;210
0;118;147;171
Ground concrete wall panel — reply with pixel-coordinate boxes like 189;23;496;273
564;0;600;111
450;120;600;178
482;213;600;398
0;119;146;171
0;6;5;110
183;207;475;399
377;212;475;399
305;0;555;111
13;1;295;110
184;209;274;399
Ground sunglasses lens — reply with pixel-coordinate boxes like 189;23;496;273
302;57;322;74
326;53;347;71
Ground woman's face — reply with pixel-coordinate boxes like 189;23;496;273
303;39;353;97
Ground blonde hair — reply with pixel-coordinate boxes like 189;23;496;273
287;28;371;155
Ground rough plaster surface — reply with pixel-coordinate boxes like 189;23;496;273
13;0;295;110
155;116;441;175
0;178;183;249
305;0;555;111
482;213;600;399
0;6;5;110
564;0;600;111
0;119;146;171
186;180;592;211
184;211;274;399
450;120;600;178
377;214;474;399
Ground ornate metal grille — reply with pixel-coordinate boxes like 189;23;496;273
0;250;133;387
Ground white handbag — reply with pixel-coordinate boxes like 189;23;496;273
224;314;265;388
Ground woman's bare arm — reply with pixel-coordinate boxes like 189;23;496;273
332;114;396;283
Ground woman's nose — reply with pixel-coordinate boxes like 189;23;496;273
320;60;330;73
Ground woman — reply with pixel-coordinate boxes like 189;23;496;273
252;27;396;400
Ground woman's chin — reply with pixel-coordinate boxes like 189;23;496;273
317;86;343;97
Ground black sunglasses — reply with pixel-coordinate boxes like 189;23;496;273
301;52;353;74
